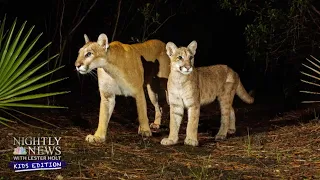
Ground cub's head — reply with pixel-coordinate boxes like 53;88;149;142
166;41;197;75
75;33;110;74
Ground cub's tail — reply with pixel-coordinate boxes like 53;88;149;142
236;81;254;104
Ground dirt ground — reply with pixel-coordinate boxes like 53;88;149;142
0;93;320;180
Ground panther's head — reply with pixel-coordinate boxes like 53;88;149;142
166;40;197;75
75;33;110;74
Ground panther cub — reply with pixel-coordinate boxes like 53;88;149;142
161;40;254;146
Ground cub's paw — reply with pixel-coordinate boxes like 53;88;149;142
85;134;105;143
161;138;177;146
215;134;227;141
184;138;199;147
150;123;160;130
227;129;236;134
138;126;152;137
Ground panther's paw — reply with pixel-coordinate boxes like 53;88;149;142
227;129;236;134
85;134;105;143
184;138;199;146
150;123;160;129
138;126;152;137
214;134;227;141
161;138;177;146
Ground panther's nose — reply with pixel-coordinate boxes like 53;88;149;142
75;62;83;68
185;65;191;70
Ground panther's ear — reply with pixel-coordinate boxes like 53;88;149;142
97;33;110;49
166;42;178;57
84;34;90;43
187;40;197;56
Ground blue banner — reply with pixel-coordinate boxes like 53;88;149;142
9;160;66;172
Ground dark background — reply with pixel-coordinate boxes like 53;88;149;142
0;0;310;115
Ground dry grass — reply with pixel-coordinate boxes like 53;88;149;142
0;102;320;180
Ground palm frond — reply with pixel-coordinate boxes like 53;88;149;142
300;55;320;103
0;15;70;127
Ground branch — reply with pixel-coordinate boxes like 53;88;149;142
72;0;83;24
51;0;62;45
112;0;122;41
68;0;98;36
146;13;176;39
120;5;138;36
59;0;65;52
311;5;320;17
177;0;185;12
118;0;135;36
145;0;184;40
308;7;320;31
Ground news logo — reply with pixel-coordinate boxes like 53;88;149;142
13;147;27;155
9;136;66;172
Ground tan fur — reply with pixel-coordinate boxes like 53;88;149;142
75;34;170;143
161;41;254;146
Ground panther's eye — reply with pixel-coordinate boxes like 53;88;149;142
177;56;183;60
85;52;92;58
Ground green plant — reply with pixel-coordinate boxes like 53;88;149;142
275;147;282;163
246;127;252;156
218;0;320;73
300;55;320;103
314;108;319;120
0;15;69;128
188;155;212;180
118;0;179;43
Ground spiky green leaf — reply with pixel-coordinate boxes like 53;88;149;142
0;16;69;127
1;91;70;103
0;103;67;108
0;54;59;93
0;66;65;98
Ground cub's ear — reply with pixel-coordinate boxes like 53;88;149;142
84;34;90;43
97;33;110;49
166;42;178;57
187;40;197;55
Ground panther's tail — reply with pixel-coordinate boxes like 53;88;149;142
236;81;254;104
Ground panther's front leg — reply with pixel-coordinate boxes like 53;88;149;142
184;105;200;146
86;93;115;143
161;101;184;146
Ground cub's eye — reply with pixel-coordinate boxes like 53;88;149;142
85;52;92;58
177;56;183;60
190;56;194;60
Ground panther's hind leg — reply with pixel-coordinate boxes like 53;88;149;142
228;88;237;134
146;82;162;130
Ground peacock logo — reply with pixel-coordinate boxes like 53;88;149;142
13;147;27;155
